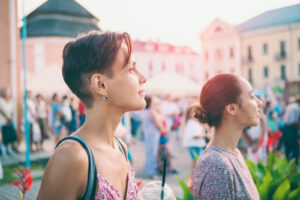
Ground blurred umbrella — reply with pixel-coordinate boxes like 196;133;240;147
144;72;201;97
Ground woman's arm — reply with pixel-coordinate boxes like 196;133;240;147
37;141;88;200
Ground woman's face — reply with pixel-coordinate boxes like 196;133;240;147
105;44;147;112
235;78;262;127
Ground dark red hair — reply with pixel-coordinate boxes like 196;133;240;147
194;73;242;127
62;31;132;108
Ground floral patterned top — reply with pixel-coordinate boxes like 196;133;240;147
95;162;138;200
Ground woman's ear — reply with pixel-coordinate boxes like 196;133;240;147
225;103;238;116
90;73;107;96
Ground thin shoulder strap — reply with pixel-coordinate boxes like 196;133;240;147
114;136;128;160
114;136;129;200
56;135;97;200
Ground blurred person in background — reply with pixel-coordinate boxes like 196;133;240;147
283;97;300;164
192;74;261;200
266;107;282;153
0;154;2;180
140;96;162;179
69;97;78;133
130;111;141;138
51;93;63;144
0;87;17;156
27;90;39;152
242;97;267;162
61;95;72;135
182;106;206;172
0;129;2;179
78;100;86;126
161;95;180;134
156;97;178;175
273;94;285;151
36;94;49;150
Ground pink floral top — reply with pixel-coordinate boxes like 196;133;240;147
94;162;138;200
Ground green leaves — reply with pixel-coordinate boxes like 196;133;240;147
246;160;260;185
273;180;290;200
289;172;300;183
287;188;300;200
177;153;299;200
258;171;273;200
246;153;300;200
177;178;194;200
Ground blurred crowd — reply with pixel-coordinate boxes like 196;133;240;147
121;93;300;178
122;95;212;178
0;87;86;156
242;94;300;164
0;86;299;178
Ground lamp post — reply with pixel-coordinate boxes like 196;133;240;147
21;0;30;167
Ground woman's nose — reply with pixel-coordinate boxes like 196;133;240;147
139;70;148;84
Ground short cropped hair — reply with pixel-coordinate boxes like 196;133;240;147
62;31;132;108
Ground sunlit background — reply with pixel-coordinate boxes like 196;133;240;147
1;0;300;199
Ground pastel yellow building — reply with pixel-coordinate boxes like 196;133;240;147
201;3;300;89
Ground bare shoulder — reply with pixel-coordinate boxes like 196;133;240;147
52;140;89;170
37;140;89;200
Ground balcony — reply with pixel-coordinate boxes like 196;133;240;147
275;51;286;61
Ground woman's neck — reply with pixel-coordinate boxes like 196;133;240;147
209;120;243;154
78;103;123;148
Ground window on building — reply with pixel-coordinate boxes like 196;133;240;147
298;38;300;50
263;43;268;54
215;26;222;32
149;61;153;70
180;63;185;74
216;70;222;74
204;51;209;62
189;63;194;70
215;49;223;61
161;61;166;72
247;46;252;60
148;60;153;78
298;63;300;76
248;69;253;84
205;71;209;81
230;47;234;58
280;41;285;56
264;66;269;78
281;65;286;80
175;63;184;74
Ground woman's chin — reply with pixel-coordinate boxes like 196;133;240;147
128;100;146;111
249;118;259;127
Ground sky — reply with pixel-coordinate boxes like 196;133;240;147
19;0;300;51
